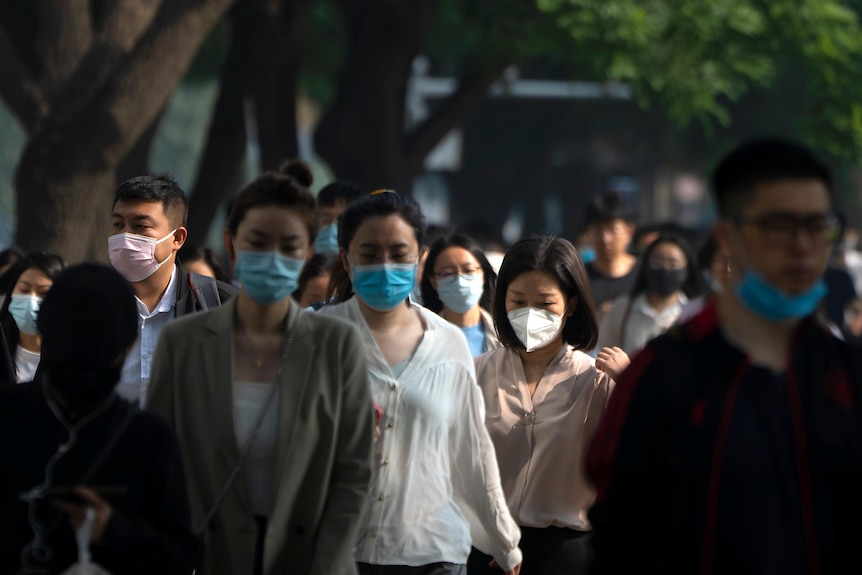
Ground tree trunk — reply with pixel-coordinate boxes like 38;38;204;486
11;0;234;262
116;109;164;184
314;0;432;193
252;0;311;171
314;0;506;195
187;1;257;247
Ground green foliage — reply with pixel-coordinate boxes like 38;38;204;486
300;0;347;106
539;0;862;161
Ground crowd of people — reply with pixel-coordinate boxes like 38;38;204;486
1;137;862;575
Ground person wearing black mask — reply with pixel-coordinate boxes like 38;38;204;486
595;234;703;361
0;264;198;574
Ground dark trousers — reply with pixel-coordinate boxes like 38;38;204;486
358;562;467;575
466;526;592;575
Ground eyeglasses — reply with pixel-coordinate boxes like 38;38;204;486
435;267;482;279
738;211;844;247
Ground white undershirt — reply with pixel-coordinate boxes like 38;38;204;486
233;381;279;517
15;345;40;383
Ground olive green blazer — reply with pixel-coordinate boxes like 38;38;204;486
146;298;373;575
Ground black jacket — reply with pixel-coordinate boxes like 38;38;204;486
587;303;862;575
0;382;200;574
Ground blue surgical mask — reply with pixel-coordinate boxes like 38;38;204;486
9;294;42;335
235;250;305;305
735;270;827;322
579;247;596;265
351;262;417;311
315;224;339;255
436;274;484;314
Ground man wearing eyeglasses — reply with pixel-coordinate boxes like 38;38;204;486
586;139;862;575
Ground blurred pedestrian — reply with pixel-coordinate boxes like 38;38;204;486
0;252;66;384
293;252;339;309
314;181;362;255
595;234;702;358
178;244;232;284
147;172;374;575
583;192;638;320
108;174;236;407
321;190;523;575
587;138;862;574
420;234;500;357
0;264;198;575
467;235;612;575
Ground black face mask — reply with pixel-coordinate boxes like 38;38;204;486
43;363;122;416
645;268;687;297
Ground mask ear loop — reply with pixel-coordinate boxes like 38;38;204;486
18;382;114;571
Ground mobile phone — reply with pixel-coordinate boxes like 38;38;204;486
42;485;128;504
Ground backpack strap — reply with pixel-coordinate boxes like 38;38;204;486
187;272;222;311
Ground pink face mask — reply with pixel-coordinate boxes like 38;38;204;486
108;230;176;282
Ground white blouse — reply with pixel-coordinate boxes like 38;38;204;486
320;298;521;570
596;293;688;355
475;345;612;530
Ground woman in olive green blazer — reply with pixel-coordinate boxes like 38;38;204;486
147;172;374;575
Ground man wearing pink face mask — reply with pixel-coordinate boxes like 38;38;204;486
109;175;237;407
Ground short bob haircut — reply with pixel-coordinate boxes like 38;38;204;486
226;170;317;243
420;234;497;314
494;235;598;351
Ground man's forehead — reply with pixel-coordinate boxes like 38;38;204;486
744;178;831;216
112;199;168;218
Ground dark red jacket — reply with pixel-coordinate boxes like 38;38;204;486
587;303;862;575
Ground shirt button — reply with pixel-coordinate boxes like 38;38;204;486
386;421;394;428
390;383;397;390
378;495;384;501
370;532;377;538
382;458;389;465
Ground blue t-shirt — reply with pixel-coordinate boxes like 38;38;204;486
461;323;486;357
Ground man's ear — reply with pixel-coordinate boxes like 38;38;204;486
172;227;188;251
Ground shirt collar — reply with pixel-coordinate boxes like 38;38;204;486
632;292;688;318
134;265;178;316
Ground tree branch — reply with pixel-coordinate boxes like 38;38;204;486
0;23;48;132
37;0;93;92
403;59;509;169
46;0;163;119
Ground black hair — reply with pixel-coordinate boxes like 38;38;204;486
0;247;25;294
493;235;598;351
711;138;832;220
113;174;188;228
178;243;232;284
697;234;719;272
317;181;362;208
328;191;426;303
0;252;67;377
278;158;314;188
226;171;318;242
293;252;339;303
585;191;635;226
420;234;497;314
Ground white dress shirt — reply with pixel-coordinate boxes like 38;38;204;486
320;298;522;570
475;345;612;530
116;266;178;407
596;292;688;355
